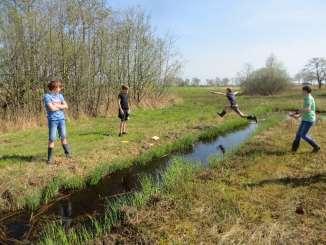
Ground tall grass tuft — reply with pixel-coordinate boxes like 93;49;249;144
133;176;158;207
198;119;247;141
40;176;65;205
161;158;198;196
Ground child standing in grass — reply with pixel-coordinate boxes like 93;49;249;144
44;80;71;164
209;88;257;123
290;86;320;153
118;85;130;137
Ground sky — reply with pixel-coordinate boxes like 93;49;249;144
108;0;326;81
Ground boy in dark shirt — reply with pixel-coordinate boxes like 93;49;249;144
44;80;71;164
118;85;130;137
209;88;257;123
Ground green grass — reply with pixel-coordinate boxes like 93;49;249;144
38;158;198;245
1;86;325;244
37;115;277;245
32;117;249;215
0;86;275;211
101;115;325;244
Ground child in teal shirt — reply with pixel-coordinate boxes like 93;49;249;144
290;86;320;153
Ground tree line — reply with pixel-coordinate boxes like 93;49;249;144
0;0;180;122
173;55;325;96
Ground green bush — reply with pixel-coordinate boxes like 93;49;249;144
241;56;290;95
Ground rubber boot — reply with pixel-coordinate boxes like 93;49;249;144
247;115;257;123
250;115;258;123
47;147;54;164
310;141;320;153
62;144;71;158
218;110;226;117
312;146;321;153
291;140;300;152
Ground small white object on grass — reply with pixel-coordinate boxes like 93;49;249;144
152;136;160;141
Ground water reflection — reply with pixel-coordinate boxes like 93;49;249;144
59;201;72;228
1;123;258;243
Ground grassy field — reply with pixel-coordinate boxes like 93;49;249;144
97;114;326;244
0;87;325;213
0;87;276;212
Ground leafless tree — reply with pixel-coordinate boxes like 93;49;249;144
0;0;181;122
302;57;326;89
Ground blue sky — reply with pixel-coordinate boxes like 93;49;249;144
108;0;326;81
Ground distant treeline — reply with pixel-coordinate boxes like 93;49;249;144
173;55;326;95
0;0;180;121
173;77;235;87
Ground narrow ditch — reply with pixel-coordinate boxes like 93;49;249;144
0;123;257;243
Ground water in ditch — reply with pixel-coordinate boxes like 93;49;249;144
0;123;257;243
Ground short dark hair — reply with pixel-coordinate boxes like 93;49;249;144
48;80;62;91
302;85;312;93
121;84;129;91
226;88;232;93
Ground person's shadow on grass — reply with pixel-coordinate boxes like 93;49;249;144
238;148;288;157
78;131;111;137
245;173;326;188
0;154;43;163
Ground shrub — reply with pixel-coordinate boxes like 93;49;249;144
241;56;290;95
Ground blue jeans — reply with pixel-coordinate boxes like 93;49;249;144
292;121;319;151
48;119;67;142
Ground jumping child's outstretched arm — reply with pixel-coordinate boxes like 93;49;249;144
209;91;226;96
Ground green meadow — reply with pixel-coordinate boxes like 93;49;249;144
0;87;268;211
0;87;325;244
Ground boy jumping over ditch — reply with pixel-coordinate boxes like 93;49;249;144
44;80;71;164
209;88;257;123
118;85;130;137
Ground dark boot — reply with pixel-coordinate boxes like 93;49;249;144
218;110;226;117
247;115;257;123
312;146;320;153
253;115;258;123
62;144;71;158
291;140;300;152
303;136;320;153
47;147;54;164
